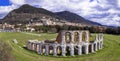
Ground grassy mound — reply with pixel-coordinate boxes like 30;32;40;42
0;32;120;61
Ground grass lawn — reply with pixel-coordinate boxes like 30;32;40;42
0;32;120;61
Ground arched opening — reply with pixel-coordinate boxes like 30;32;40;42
93;44;96;51
66;46;70;55
82;46;85;54
57;46;61;55
82;32;87;42
32;43;34;50
65;32;71;43
49;46;53;55
74;46;79;55
97;42;99;50
89;44;92;52
36;44;39;53
74;32;79;43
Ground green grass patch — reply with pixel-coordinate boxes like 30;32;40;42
0;32;120;61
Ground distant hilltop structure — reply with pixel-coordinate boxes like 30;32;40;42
26;30;104;56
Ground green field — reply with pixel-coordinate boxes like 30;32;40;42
0;32;120;61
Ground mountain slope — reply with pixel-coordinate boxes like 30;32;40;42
55;11;101;26
2;4;101;26
3;4;62;24
13;4;58;17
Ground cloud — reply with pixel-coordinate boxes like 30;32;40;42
117;0;120;7
9;0;25;5
0;0;120;26
0;13;7;19
91;17;120;26
0;4;18;18
0;4;17;13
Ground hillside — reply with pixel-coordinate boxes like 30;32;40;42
2;4;101;26
0;32;120;61
3;4;62;24
55;11;101;26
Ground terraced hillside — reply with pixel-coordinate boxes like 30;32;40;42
0;32;120;61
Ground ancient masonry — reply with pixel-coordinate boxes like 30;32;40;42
26;30;103;56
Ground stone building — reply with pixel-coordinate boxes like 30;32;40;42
26;30;103;56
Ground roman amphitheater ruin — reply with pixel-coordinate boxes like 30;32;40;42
26;30;103;56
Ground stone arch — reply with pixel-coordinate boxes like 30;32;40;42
31;43;35;50
99;34;103;41
66;46;71;55
93;43;96;51
82;45;85;54
34;43;37;51
97;42;99;50
57;46;61;55
58;46;62;55
81;31;90;42
74;32;79;43
49;45;53;54
65;32;71;43
36;44;39;53
97;34;100;41
74;46;79;55
82;31;87;42
89;44;92;52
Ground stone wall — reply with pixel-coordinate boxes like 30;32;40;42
26;30;104;56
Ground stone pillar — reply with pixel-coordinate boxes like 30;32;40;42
71;32;74;43
101;34;104;41
100;42;102;49
53;46;57;56
95;43;98;51
32;43;35;50
70;43;74;56
61;32;66;56
61;32;66;45
78;45;82;55
99;34;103;41
70;32;74;56
78;32;82;44
34;43;37;51
36;44;39;53
98;42;101;50
85;44;89;54
99;34;103;49
98;34;100;41
86;31;89;42
29;42;32;50
91;44;94;53
96;34;99;41
101;41;103;49
38;43;43;55
45;45;49;55
27;41;29;49
77;32;82;55
61;45;66;56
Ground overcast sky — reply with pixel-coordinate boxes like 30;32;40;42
0;0;120;26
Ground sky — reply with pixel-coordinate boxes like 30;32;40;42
0;0;120;26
